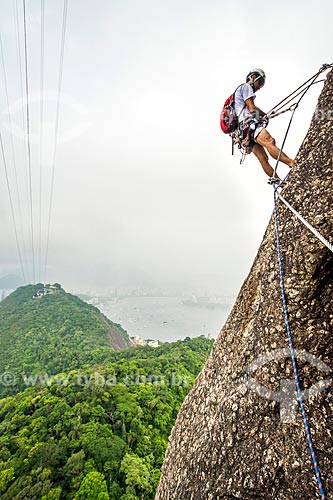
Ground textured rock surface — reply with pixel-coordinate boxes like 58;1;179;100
155;69;333;499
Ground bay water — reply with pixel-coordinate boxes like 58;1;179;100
99;296;233;343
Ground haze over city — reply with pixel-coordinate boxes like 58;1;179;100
1;0;332;296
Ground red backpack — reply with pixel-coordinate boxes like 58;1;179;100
220;92;238;134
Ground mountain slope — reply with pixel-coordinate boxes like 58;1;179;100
0;284;132;397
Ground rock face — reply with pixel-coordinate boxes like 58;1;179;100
155;69;333;499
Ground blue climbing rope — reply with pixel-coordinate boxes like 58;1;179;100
273;187;326;500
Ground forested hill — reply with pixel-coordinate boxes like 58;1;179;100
0;336;214;499
0;284;132;397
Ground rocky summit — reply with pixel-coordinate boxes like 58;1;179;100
155;68;333;499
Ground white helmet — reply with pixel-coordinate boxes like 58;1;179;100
246;68;266;88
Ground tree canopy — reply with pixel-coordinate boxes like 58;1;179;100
0;336;214;499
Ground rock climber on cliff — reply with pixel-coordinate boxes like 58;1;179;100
235;68;294;178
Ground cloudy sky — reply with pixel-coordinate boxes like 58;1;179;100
0;0;332;295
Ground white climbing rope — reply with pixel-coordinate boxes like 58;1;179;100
276;190;333;253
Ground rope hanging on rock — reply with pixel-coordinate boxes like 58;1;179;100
265;64;333;499
273;188;326;500
274;187;333;253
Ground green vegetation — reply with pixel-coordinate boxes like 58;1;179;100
0;285;214;498
0;337;213;499
0;285;131;397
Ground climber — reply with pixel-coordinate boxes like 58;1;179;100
235;68;294;178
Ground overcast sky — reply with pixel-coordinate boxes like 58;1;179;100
0;0;332;295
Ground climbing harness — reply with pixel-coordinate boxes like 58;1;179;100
273;188;327;500
268;64;333;500
232;120;255;159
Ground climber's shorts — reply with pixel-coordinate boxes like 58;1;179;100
253;124;264;141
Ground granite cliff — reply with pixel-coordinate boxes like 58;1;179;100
155;68;333;499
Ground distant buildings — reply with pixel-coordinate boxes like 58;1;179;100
32;284;62;299
131;336;159;348
181;295;236;309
